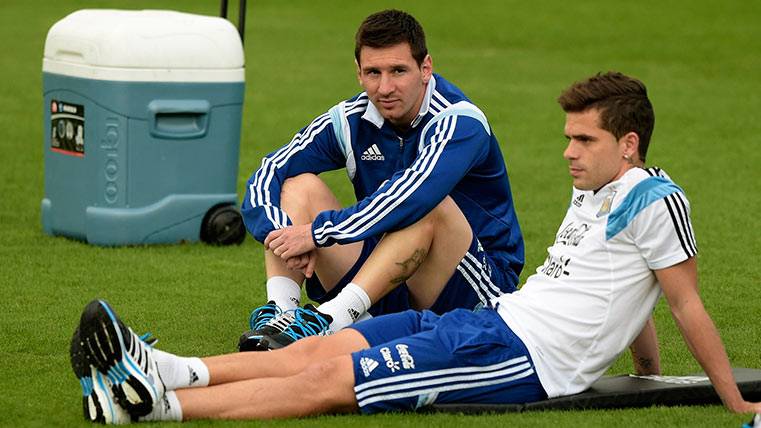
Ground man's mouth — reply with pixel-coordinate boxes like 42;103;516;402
378;99;398;108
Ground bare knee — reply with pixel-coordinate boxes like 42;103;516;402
276;335;325;372
294;357;358;414
281;174;339;222
284;330;369;369
281;173;322;205
427;196;459;223
410;196;459;236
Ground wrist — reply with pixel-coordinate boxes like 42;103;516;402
307;222;319;249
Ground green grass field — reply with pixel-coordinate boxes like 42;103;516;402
1;0;760;426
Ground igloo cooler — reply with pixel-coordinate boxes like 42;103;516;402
41;9;246;245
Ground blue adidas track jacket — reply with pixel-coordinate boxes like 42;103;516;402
242;74;524;277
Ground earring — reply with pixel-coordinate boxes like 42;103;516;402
623;154;632;163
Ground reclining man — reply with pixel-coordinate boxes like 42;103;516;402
238;9;524;350
70;71;761;423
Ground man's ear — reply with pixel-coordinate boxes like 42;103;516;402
421;54;433;84
621;131;641;164
355;58;362;85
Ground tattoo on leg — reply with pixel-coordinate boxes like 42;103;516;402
390;249;428;285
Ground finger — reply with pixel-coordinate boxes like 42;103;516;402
291;254;309;267
269;234;287;252
280;244;306;260
280;248;294;259
285;256;296;268
264;229;283;248
297;254;310;267
305;253;317;278
285;257;302;270
273;243;288;257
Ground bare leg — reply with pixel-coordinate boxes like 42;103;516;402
267;173;363;290
205;329;369;385
352;196;472;309
177;355;358;420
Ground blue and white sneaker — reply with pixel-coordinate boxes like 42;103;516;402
78;299;165;418
70;326;130;424
259;304;333;350
238;301;287;352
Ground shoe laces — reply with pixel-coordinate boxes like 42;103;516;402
248;302;282;331
267;311;295;331
280;306;331;341
139;332;157;347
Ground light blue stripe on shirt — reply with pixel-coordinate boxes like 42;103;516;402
606;176;684;240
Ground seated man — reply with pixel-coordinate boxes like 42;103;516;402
239;9;524;350
70;72;761;423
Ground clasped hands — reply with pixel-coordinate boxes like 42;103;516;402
264;223;317;278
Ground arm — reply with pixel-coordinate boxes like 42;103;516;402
241;112;346;243
629;316;661;375
658;257;760;413
311;113;490;247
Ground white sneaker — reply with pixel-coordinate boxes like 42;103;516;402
78;299;165;418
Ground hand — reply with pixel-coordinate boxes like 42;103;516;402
726;400;761;414
265;224;316;260
285;251;317;278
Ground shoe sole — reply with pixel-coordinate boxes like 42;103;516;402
91;366;131;424
79;299;160;418
70;327;104;423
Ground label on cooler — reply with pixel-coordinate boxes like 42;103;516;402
50;100;84;156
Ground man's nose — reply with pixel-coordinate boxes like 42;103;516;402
378;73;394;95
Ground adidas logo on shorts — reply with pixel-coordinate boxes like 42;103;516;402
360;357;379;377
361;144;385;161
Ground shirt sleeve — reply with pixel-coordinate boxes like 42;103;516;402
311;113;490;247
241;112;346;243
629;190;698;270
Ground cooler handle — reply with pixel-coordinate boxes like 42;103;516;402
148;100;210;140
220;0;247;45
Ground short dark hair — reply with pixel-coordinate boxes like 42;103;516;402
558;72;655;162
354;10;428;66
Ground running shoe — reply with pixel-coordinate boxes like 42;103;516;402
238;301;287;352
70;326;132;424
259;304;332;350
78;299;165;418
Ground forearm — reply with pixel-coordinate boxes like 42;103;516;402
629;316;660;375
671;299;744;411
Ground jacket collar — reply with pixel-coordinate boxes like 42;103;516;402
361;74;437;129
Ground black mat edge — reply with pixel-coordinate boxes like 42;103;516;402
427;368;761;413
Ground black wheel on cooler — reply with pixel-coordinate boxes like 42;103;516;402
200;204;246;245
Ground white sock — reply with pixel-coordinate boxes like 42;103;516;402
356;311;373;323
317;283;372;332
153;349;210;390
266;276;301;310
141;391;182;422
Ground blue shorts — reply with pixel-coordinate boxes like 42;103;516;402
306;234;518;316
349;308;546;413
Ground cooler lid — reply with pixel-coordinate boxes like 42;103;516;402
43;9;244;82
